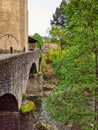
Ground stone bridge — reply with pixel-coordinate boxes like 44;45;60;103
0;50;40;111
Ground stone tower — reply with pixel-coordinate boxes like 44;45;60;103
0;0;28;52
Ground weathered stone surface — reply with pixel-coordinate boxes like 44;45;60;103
0;0;28;51
0;111;35;130
62;125;71;130
27;75;43;96
34;122;59;130
0;51;40;109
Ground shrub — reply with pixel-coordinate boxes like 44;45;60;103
20;102;35;113
22;94;27;101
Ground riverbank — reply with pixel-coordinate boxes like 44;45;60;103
27;77;72;130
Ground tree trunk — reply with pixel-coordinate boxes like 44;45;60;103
95;50;98;129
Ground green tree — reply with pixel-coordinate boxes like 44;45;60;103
45;45;96;129
66;0;98;127
33;33;43;50
50;0;67;50
51;0;67;27
50;26;66;50
45;0;98;129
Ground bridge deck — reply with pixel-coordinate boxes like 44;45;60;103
0;54;19;60
0;50;39;60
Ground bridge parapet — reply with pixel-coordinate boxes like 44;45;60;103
0;51;40;109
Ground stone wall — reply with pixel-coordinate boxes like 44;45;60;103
27;75;43;96
0;51;40;108
0;111;35;130
0;0;28;51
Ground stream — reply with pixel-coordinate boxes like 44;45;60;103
27;77;71;130
35;98;58;125
27;77;61;129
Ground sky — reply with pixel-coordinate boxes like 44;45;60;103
28;0;62;36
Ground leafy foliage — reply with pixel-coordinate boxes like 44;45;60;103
65;0;98;47
44;0;98;129
33;33;43;68
22;94;27;101
51;0;67;27
32;33;43;50
50;0;68;50
44;45;96;128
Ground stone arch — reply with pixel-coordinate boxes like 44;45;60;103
29;63;37;77
26;62;38;94
0;94;18;112
0;34;20;51
0;34;19;44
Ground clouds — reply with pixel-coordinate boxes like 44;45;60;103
28;0;61;36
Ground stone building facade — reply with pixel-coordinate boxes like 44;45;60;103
0;0;28;52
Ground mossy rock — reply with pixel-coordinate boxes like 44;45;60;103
37;71;43;75
20;102;35;113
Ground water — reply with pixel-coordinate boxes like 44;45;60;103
36;99;57;126
35;97;68;130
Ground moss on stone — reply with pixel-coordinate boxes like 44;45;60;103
37;71;43;75
20;102;35;113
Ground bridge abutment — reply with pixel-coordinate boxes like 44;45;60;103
27;74;43;96
0;111;35;130
0;51;40;109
